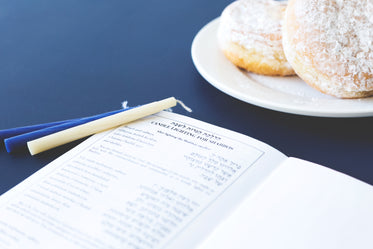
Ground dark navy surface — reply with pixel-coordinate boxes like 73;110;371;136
0;0;372;195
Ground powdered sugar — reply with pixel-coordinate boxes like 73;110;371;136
293;0;373;93
218;0;287;58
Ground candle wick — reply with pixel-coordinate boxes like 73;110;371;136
121;101;128;109
176;99;192;113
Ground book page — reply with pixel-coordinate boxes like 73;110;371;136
0;111;286;249
197;157;373;249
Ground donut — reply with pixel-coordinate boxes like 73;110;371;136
283;0;373;98
218;0;295;76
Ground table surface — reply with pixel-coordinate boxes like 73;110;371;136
0;0;372;195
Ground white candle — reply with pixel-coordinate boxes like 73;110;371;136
27;97;177;155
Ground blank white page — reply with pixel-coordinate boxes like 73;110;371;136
197;157;373;249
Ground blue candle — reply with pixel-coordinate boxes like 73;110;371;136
4;108;131;153
0;119;75;140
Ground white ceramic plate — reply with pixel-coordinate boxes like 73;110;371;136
191;18;373;117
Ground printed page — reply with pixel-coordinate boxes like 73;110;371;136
197;157;373;249
0;111;286;249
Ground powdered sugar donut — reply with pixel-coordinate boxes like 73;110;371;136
218;0;294;76
283;0;373;98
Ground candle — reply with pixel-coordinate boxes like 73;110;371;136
4;108;128;153
27;97;177;155
0;119;73;140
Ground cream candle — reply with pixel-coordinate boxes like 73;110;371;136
27;97;177;155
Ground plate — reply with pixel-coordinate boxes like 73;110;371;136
191;18;373;118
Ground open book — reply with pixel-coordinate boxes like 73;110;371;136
0;111;372;249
